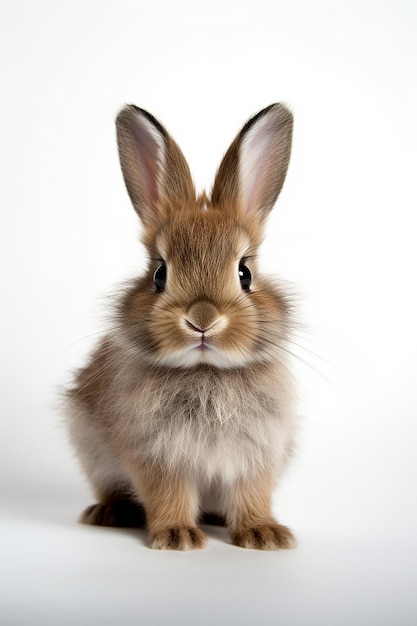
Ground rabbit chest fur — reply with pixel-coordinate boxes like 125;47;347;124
68;340;295;497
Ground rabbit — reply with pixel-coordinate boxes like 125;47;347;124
66;102;297;551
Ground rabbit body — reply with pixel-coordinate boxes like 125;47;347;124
66;103;297;550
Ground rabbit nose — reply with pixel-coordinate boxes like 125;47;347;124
185;320;211;333
185;301;222;334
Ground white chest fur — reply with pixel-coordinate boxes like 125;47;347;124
112;362;296;485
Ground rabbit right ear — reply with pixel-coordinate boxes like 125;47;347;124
211;104;293;222
116;106;195;231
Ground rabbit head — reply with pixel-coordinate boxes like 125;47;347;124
115;104;293;369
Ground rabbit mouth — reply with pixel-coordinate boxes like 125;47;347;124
195;334;213;351
191;335;214;355
153;342;252;369
179;338;248;368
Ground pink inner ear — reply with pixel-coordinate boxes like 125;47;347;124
140;150;160;210
239;117;277;216
130;113;165;211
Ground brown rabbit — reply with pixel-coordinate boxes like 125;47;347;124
66;103;297;550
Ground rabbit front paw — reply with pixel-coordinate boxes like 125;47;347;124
150;526;207;551
231;523;297;550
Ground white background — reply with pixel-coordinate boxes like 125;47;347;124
1;1;417;624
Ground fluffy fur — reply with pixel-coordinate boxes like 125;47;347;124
66;103;297;550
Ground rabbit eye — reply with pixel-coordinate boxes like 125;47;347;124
153;264;167;292
239;263;252;291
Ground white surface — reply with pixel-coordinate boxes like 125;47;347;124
3;498;417;626
1;1;417;624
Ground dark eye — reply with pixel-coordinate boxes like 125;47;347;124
239;263;252;291
153;264;167;292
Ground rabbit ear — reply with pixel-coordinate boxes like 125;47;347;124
116;105;195;229
211;104;293;221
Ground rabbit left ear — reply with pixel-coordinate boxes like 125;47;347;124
211;104;293;221
116;105;195;231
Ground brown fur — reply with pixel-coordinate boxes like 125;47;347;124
66;104;297;550
125;460;205;550
211;104;293;219
80;500;147;528
227;469;296;549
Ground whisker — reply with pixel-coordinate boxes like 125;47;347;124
47;330;108;372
